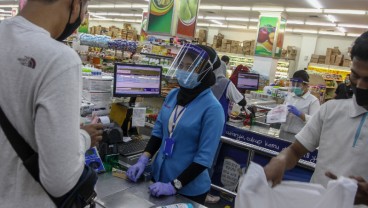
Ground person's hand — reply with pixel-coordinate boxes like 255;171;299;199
287;105;302;117
81;123;104;147
149;182;176;197
350;176;368;205
127;154;149;182
264;157;287;187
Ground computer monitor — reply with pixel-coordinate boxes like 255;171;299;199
113;63;162;97
237;72;260;91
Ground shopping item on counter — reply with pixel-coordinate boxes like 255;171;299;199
235;162;357;208
266;105;288;123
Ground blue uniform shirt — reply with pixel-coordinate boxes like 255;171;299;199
151;88;225;196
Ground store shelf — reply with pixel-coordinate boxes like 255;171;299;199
140;52;174;59
326;87;336;89
324;79;343;82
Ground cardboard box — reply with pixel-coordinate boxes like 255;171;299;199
330;55;336;65
343;59;352;67
335;55;344;66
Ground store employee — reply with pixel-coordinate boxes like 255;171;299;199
279;70;321;141
127;44;225;205
264;31;368;206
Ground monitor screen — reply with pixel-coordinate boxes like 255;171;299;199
113;63;162;97
237;73;260;91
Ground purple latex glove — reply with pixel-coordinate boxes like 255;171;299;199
287;105;302;117
149;182;176;197
127;154;149;182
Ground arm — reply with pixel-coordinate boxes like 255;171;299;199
226;82;246;106
35;66;88;197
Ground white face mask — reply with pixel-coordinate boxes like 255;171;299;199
176;70;201;89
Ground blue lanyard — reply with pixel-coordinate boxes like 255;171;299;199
170;105;186;137
353;112;368;147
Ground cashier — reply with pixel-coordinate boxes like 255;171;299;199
279;70;321;141
127;44;225;205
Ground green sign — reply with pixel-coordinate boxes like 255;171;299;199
147;0;175;35
255;16;279;57
275;18;287;58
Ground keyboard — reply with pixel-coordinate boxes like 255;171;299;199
118;139;149;157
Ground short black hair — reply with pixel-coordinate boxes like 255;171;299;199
351;31;368;62
293;70;309;82
221;55;230;63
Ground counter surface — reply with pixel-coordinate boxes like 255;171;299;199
95;173;207;208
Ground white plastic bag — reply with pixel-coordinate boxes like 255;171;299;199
235;162;357;208
266;105;288;124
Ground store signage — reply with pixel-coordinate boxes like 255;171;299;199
255;16;279;57
140;12;149;41
224;124;318;163
19;0;27;11
275;17;287;58
147;0;175;35
176;0;200;38
78;13;89;34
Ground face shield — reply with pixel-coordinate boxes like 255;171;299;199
289;78;308;96
166;44;212;89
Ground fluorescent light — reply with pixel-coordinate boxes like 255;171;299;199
287;20;304;25
88;4;147;8
205;16;225;20
305;22;336;27
90;18;139;23
347;33;361;37
249;18;259;22
286;29;293;32
338;24;368;29
197;23;210;27
211;20;223;25
90;14;107;19
91;12;138;17
286;8;322;13
326;15;337;23
198;16;204;19
252;7;284;12
324;9;366;15
306;0;323;9
319;31;345;36
131;4;148;8
0;9;4;12
293;29;318;34
248;26;258;30
337;27;346;33
209;24;227;28
222;6;250;11
88;4;115;8
228;25;247;29
226;17;249;22
0;5;18;8
199;5;222;10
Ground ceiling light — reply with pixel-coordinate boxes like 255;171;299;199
131;4;148;8
226;17;249;22
249;18;259;22
198;16;204;19
326;15;337;23
90;14;107;19
252;7;284;12
228;25;247;29
286;29;293;32
0;9;4;12
347;33;362;37
293;29;318;34
305;22;336;27
211;20;223;25
287;20;304;25
0;5;18;8
197;23;210;27
209;24;227;28
319;31;345;36
88;4;115;8
324;9;366;15
338;24;368;29
248;26;258;30
205;16;225;20
286;8;322;13
337;27;346;33
199;5;222;10
306;0;323;9
222;6;250;11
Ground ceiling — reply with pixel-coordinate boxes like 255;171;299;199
1;0;367;36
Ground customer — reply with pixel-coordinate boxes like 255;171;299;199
229;64;250;87
279;70;320;141
212;59;247;126
264;31;368;206
335;74;354;99
0;0;103;207
127;44;225;205
221;55;230;66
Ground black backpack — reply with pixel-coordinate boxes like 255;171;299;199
0;106;98;208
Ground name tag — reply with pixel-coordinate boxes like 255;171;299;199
163;138;175;157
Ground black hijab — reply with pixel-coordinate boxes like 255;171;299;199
177;46;221;106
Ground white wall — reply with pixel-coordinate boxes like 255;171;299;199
315;35;356;55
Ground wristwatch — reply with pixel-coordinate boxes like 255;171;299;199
172;179;182;190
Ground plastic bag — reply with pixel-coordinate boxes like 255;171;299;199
266;105;288;124
235;162;357;208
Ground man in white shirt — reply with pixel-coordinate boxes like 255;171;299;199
264;32;368;206
279;70;320;141
0;0;103;207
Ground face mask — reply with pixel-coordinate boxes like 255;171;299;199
351;85;368;107
292;87;303;96
176;70;201;89
345;79;351;85
57;1;83;41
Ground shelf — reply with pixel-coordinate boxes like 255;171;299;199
324;79;343;81
326;87;336;89
140;53;174;59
